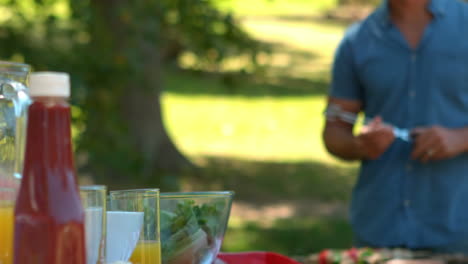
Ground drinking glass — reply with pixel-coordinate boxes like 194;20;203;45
0;187;16;264
81;185;107;264
0;61;30;190
108;189;161;264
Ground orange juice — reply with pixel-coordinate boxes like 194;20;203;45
0;206;13;264
129;241;161;264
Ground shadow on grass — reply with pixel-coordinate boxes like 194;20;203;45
184;156;358;203
165;69;330;97
222;217;353;256
105;155;358;203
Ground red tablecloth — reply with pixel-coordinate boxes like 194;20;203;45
218;252;301;264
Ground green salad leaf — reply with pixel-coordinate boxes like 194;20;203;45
193;203;222;244
161;200;223;263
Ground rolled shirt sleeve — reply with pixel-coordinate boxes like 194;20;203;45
330;29;364;102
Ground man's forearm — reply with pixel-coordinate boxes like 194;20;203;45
454;127;468;153
323;125;364;161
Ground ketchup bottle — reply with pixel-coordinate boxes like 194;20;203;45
14;72;86;264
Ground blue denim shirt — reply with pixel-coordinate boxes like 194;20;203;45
330;0;468;248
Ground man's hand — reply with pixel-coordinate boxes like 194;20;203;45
411;126;468;162
356;116;395;160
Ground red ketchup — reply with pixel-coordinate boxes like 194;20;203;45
13;72;86;264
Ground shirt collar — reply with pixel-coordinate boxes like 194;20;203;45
429;0;449;17
376;0;449;29
375;0;392;29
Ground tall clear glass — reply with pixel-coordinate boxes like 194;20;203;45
81;185;107;264
108;189;161;264
0;187;16;264
0;61;30;190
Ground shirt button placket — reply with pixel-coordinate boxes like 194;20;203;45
409;53;417;99
404;164;412;209
405;163;413;172
404;199;411;207
405;51;417;215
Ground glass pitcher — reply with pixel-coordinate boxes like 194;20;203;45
0;61;30;190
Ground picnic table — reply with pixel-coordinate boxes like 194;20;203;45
217;249;468;264
292;248;468;264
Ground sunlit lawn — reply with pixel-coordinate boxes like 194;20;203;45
215;0;338;17
164;82;328;162
161;2;358;255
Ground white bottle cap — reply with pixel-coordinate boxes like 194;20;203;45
29;72;70;97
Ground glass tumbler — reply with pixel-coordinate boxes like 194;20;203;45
0;187;16;264
108;188;161;264
81;185;107;264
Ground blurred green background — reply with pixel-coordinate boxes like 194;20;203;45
0;0;378;257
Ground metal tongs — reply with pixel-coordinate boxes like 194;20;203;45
324;104;412;142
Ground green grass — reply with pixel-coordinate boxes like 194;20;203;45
160;8;358;256
178;155;357;202
215;0;338;17
164;73;330;163
222;218;353;256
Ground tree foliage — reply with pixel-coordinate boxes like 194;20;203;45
0;0;260;184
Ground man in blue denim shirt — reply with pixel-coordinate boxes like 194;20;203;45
323;0;468;253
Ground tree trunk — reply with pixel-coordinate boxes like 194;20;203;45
87;0;193;183
122;42;191;174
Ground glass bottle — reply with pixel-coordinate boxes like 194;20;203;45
14;72;86;264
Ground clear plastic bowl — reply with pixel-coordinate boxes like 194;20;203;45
160;191;234;264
